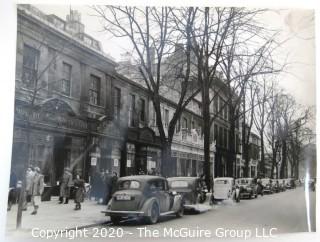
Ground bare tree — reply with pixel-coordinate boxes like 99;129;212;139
274;94;311;178
92;6;200;176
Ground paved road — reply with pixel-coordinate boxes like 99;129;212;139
81;187;316;241
6;187;316;242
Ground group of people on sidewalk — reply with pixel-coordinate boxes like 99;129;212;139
90;170;118;205
58;168;118;210
8;166;45;215
8;166;119;214
58;167;86;210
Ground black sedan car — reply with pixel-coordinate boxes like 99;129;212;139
104;175;184;224
235;178;258;199
167;177;210;213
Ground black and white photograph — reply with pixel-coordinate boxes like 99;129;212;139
0;1;317;241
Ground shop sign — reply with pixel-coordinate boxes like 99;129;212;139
15;106;88;130
91;157;97;166
126;159;132;167
114;159;119;167
147;160;156;170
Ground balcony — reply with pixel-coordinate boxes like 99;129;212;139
173;128;204;148
149;126;204;148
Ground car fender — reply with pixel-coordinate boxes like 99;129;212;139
171;194;183;212
141;197;159;216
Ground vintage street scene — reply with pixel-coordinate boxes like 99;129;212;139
5;4;316;241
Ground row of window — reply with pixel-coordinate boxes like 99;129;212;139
128;94;146;127
213;95;229;121
214;124;229;148
22;44;103;106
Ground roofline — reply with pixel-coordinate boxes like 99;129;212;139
18;7;117;67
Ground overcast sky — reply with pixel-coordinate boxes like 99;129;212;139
34;5;315;109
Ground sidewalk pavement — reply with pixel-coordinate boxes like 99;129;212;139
5;197;109;237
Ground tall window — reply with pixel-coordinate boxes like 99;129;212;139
89;75;100;105
113;87;121;121
182;117;188;130
214;95;218;114
129;94;136;127
214;124;218;143
139;98;145;122
164;109;169;127
219;126;223;146
61;62;71;95
191;121;195;130
175;118;181;133
224;128;228;148
22;44;39;87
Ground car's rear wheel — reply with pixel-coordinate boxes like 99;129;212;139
110;216;122;225
146;202;159;224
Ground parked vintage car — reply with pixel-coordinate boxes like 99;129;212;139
167;177;209;212
271;179;280;193
104;175;184;224
235;178;258;199
278;179;287;192
261;178;273;194
213;177;239;202
285;178;296;189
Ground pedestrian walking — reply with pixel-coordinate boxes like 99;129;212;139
59;167;73;204
257;178;264;196
111;172;118;195
30;167;44;215
73;174;85;210
23;167;35;210
104;171;113;204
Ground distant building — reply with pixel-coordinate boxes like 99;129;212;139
236;130;260;178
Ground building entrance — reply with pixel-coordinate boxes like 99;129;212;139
53;136;71;182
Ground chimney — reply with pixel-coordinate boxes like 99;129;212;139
66;10;84;38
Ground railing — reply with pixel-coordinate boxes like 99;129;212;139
149;126;204;147
173;129;204;147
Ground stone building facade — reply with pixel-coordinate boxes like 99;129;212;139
12;5;212;186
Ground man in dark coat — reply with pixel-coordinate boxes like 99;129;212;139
59;167;73;204
103;171;113;204
73;174;85;210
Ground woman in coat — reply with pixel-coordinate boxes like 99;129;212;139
73;174;85;210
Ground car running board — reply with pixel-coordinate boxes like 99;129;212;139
160;211;176;216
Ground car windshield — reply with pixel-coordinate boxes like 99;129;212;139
238;179;250;185
215;180;229;184
170;180;189;188
118;180;140;190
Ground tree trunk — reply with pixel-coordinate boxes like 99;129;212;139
270;147;277;179
16;120;31;229
259;130;265;177
280;140;287;178
160;141;172;177
228;111;236;177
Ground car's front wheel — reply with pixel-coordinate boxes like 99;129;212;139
146;202;159;224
